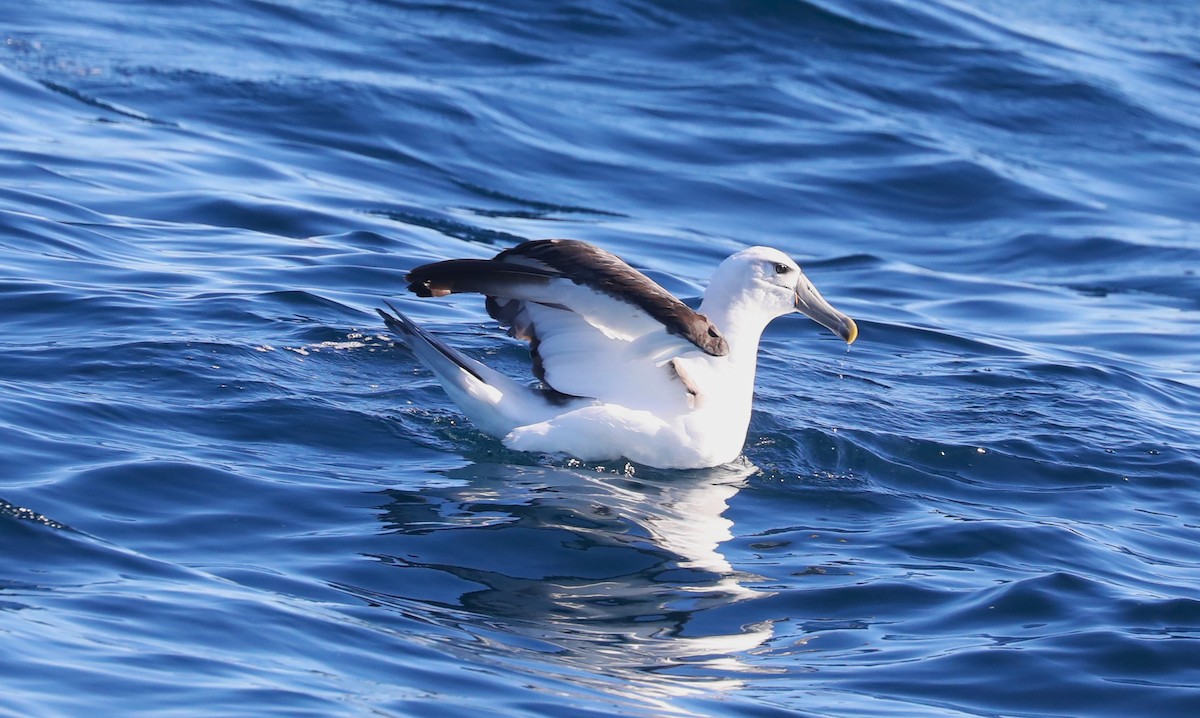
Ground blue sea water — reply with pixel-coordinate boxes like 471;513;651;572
2;0;1199;715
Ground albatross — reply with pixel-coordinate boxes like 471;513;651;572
377;239;857;469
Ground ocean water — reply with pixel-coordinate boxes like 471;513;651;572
2;0;1199;715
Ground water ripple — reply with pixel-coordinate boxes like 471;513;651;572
3;0;1200;715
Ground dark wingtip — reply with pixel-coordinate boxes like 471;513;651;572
376;301;413;335
375;306;396;325
405;274;436;297
403;267;432;297
405;261;494;298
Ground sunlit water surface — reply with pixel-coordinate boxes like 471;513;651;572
3;1;1199;716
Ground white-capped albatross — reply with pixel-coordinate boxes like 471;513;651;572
377;239;857;469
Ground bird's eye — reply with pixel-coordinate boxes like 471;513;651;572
774;262;792;275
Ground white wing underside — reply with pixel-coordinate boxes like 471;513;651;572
406;240;725;415
493;286;702;412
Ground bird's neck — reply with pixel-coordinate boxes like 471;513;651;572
678;296;769;457
698;296;772;363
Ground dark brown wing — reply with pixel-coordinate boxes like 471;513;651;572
406;239;728;357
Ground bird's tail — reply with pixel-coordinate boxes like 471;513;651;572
376;302;571;437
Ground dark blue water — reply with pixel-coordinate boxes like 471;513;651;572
3;1;1199;715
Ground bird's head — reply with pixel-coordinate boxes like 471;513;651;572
706;246;858;344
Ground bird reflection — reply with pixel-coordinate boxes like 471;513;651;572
349;458;773;701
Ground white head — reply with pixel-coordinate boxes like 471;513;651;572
702;246;858;344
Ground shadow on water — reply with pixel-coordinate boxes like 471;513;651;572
340;459;776;702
